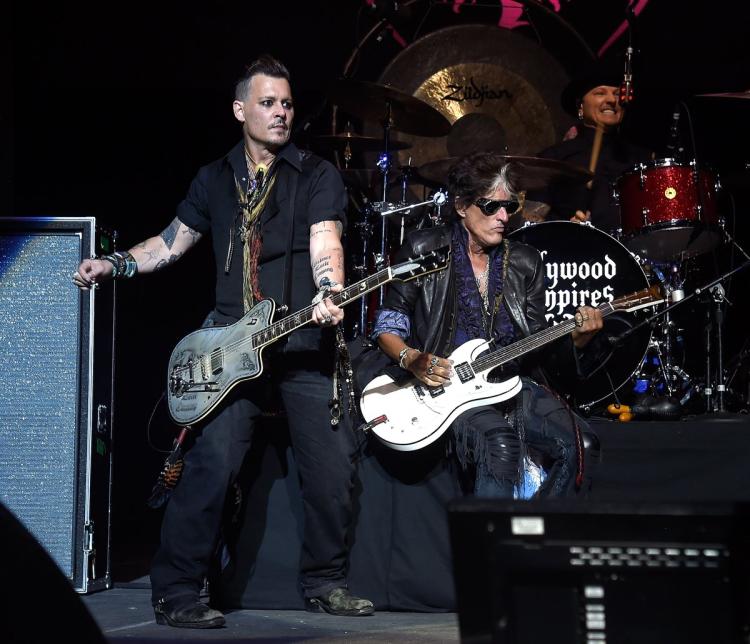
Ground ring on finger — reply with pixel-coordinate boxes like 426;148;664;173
574;311;584;328
429;356;438;366
426;366;434;376
324;315;333;324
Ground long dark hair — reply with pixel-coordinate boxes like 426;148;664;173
448;152;521;211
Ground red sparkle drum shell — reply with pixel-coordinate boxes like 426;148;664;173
508;221;652;410
617;158;722;260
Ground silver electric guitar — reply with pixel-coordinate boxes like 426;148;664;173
166;247;450;425
359;286;663;452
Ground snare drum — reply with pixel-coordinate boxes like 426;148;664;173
509;221;652;410
616;158;722;260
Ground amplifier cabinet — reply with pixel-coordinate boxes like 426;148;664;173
0;217;115;593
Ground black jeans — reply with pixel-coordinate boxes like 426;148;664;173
451;378;583;498
150;351;358;605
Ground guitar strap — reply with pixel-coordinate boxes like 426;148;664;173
279;159;299;315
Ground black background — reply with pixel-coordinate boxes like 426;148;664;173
7;0;750;578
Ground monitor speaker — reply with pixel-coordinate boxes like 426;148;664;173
449;498;750;644
0;500;106;642
0;217;115;593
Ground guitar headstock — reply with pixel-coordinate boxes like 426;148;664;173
611;285;664;312
391;246;450;281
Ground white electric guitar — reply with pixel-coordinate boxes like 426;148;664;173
166;247;450;425
359;286;663;451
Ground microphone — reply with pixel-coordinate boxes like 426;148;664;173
619;45;634;105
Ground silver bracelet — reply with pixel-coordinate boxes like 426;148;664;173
398;347;411;369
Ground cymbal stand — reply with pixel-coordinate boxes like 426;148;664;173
702;226;750;413
374;102;394;307
397;161;414;245
703;283;729;413
352;203;374;340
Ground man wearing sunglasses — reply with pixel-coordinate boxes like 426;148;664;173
370;151;603;498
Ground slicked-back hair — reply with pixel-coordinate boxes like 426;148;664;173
235;54;291;101
448;152;521;212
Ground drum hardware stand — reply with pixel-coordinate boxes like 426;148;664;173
375;101;396;307
701;227;750;413
373;190;448;219
351;204;374;340
702;283;729;413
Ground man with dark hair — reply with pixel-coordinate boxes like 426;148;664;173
527;57;652;233
73;54;373;627
371;152;603;498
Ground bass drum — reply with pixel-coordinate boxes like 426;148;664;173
508;221;652;411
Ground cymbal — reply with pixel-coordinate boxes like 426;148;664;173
416;155;593;191
328;79;452;137
697;89;750;100
311;132;412;151
364;24;572;173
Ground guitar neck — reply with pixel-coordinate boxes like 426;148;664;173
471;301;616;375
250;266;394;349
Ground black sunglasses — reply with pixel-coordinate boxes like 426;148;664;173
473;198;521;216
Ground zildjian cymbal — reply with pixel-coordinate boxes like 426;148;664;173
367;24;573;172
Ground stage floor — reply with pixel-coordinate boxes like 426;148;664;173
81;586;460;643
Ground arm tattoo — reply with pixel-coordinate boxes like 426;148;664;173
134;241;160;264
180;225;202;242
309;220;343;239
310;224;334;238
159;217;181;250
312;255;333;283
154;253;182;271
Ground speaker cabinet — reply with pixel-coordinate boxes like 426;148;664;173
449;499;750;644
0;217;115;593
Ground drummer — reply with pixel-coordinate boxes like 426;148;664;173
526;57;652;234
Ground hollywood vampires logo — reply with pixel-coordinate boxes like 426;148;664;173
540;250;618;320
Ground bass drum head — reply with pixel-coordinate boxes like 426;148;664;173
508;221;652;411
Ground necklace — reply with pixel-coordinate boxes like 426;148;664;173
474;254;490;315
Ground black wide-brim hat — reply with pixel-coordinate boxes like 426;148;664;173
561;56;624;116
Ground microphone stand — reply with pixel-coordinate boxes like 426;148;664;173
610;231;750;414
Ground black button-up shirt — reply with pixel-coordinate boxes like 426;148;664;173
176;140;347;351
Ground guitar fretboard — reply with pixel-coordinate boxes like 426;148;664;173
470;301;617;375
250;268;393;348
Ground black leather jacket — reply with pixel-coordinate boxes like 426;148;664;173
381;225;578;388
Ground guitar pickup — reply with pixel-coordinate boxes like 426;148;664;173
183;382;221;393
455;362;474;383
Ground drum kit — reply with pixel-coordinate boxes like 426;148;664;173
310;78;748;419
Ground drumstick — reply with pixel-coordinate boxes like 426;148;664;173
586;123;605;189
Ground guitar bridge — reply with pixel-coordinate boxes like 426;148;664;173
358;415;388;433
